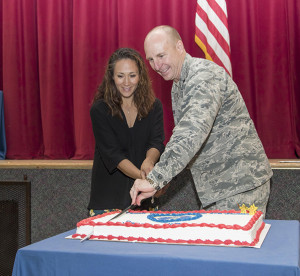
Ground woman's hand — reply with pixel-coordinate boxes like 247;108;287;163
140;158;154;179
140;148;160;178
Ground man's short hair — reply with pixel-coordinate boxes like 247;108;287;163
150;25;182;43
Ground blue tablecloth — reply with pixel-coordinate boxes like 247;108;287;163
0;90;6;159
12;220;300;276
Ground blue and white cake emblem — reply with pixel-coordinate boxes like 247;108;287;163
147;213;202;223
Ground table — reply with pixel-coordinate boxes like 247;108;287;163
12;220;300;276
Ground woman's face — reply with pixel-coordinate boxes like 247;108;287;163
113;58;140;99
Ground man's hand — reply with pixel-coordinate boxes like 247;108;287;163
130;179;156;206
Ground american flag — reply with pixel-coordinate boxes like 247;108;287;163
195;0;232;77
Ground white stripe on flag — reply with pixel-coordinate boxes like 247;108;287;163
195;13;231;73
195;0;232;76
215;0;227;13
197;0;229;43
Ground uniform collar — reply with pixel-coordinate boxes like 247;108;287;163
174;53;192;88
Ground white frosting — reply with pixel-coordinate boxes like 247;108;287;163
75;211;264;245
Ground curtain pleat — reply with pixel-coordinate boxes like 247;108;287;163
3;0;44;158
37;0;75;158
227;0;299;158
72;0;119;159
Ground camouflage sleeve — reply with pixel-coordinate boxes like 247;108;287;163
147;77;223;190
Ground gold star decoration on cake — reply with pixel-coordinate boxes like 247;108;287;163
239;204;248;214
248;204;258;215
238;203;258;215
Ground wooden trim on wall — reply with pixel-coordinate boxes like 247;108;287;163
0;160;93;169
0;159;299;169
269;159;300;169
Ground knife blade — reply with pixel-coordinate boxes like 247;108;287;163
80;230;93;242
107;204;136;222
107;196;153;222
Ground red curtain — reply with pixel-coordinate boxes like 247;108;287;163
228;0;300;158
1;0;299;159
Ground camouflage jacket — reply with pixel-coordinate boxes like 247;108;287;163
147;54;273;207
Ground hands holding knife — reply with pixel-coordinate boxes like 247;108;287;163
130;178;157;206
110;159;170;222
108;179;156;222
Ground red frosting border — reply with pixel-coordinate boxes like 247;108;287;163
76;210;263;231
72;221;265;246
72;210;265;246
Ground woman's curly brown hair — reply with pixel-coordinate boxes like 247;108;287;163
93;48;156;120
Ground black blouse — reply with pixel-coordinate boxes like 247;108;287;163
88;98;165;210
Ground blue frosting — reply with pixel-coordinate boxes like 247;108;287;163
147;213;202;223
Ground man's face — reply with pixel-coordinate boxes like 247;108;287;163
145;33;182;82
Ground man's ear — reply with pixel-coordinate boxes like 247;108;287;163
176;40;185;53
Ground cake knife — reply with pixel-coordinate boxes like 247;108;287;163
107;204;136;222
80;231;93;242
108;197;153;222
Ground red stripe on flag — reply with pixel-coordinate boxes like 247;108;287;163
195;0;232;76
207;0;228;29
195;26;230;76
196;3;230;57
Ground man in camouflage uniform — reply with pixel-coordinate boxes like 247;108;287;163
130;25;273;214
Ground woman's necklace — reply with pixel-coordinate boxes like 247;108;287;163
122;104;135;114
122;104;137;128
